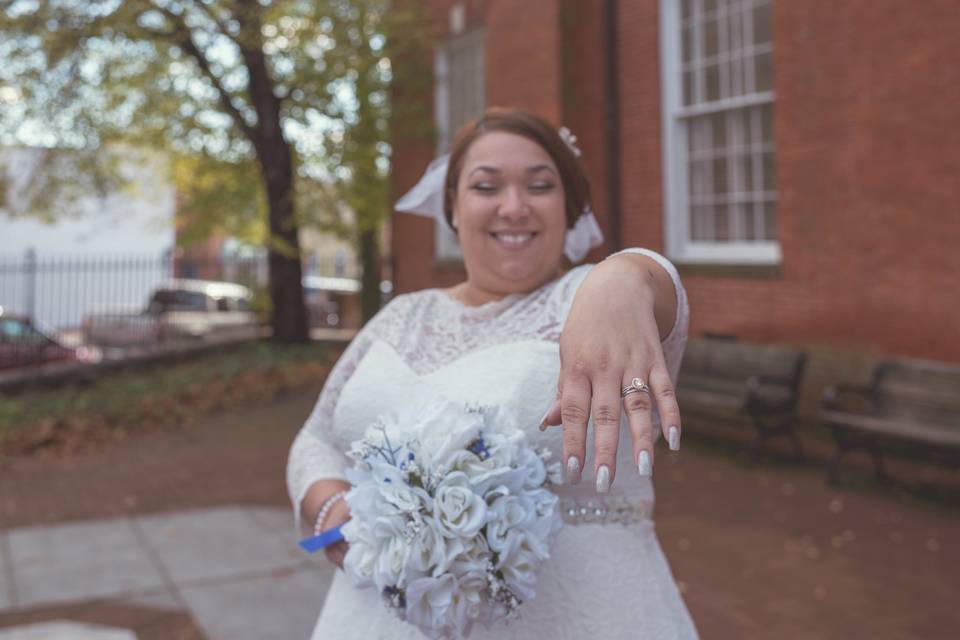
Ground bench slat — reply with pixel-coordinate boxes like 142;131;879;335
823;410;960;448
683;339;805;384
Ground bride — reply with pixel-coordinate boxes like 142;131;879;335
287;107;699;639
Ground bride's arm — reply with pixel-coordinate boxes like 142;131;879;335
286;297;406;539
542;248;688;491
286;330;372;536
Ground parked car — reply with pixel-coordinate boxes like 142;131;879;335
0;307;101;370
83;279;259;347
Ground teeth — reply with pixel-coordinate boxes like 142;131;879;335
492;233;534;245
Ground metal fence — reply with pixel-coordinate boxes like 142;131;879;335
0;250;360;369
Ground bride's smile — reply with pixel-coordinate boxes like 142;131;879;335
450;131;568;301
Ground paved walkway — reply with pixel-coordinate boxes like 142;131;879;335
0;506;332;639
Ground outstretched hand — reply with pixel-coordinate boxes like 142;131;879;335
540;253;682;492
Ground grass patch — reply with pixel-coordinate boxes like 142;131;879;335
0;339;339;456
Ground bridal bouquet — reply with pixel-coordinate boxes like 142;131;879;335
340;398;563;639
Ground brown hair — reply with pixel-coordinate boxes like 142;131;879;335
442;107;592;231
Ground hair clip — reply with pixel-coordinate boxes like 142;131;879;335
558;126;582;157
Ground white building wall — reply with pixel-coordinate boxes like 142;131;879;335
0;147;176;330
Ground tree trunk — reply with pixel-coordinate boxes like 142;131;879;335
235;10;309;343
359;226;382;325
264;159;309;343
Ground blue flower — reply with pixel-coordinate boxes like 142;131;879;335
467;435;491;460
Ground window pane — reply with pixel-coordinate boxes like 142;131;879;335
713;156;728;194
743;203;757;240
729;108;747;149
688;160;707;199
762;151;776;190
711;112;727;150
705;63;720;101
744;106;757;147
728;6;743;49
683;25;695;63
754;50;773;92
752;3;771;46
704;18;719;57
683;70;695;106
763;200;777;240
673;2;776;251
715;204;731;241
740;153;754;191
436;31;483;260
689;117;711;158
760;103;774;142
691;206;713;241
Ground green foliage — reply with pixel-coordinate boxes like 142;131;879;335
173;151;267;246
0;0;430;309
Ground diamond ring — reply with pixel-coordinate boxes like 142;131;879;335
621;377;651;397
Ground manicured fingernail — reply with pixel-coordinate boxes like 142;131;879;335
668;426;681;451
596;465;611;493
565;456;581;484
538;409;550;431
638;450;653;476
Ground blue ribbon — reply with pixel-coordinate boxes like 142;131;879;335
299;524;345;553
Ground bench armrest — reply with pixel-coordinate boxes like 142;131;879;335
822;383;873;414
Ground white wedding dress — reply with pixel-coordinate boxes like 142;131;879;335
287;248;699;639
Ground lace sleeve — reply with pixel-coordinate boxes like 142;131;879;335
608;248;690;381
285;296;406;529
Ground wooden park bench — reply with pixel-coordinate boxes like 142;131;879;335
678;337;808;462
821;358;960;485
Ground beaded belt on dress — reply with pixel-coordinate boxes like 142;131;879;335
559;496;653;526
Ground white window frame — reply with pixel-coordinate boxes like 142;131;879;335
433;29;485;262
659;0;781;265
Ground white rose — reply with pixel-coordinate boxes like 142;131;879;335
434;471;488;539
341;520;379;588
405;574;457;637
449;568;487;635
516;447;547;489
451;534;492;571
409;400;486;470
373;534;411;588
485;495;532;553
517;489;561;553
433;532;467;576
408;516;447;573
446;448;513;495
370;511;408;543
343;478;381;516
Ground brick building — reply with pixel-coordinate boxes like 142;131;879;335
389;0;960;397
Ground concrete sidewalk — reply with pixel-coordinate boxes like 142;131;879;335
0;506;334;639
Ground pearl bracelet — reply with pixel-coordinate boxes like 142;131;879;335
313;490;349;536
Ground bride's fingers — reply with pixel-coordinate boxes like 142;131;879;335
560;374;591;485
622;370;656;477
326;541;348;569
590;376;623;493
650;366;682;451
539;397;562;430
